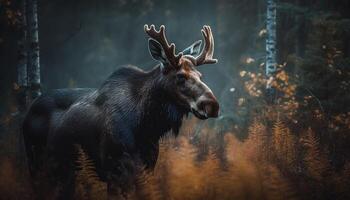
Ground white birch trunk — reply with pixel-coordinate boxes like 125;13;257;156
17;0;28;111
266;0;277;88
27;0;41;99
18;0;27;88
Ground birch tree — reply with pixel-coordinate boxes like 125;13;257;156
266;0;277;89
27;0;41;100
17;0;28;111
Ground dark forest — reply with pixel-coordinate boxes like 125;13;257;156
0;0;350;199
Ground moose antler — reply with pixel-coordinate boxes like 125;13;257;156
144;24;183;68
185;25;218;66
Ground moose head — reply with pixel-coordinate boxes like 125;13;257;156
145;24;219;120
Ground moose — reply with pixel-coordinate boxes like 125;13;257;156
23;24;219;192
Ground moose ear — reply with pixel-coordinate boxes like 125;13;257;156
148;38;168;64
182;40;202;57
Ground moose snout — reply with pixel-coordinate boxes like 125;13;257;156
197;92;220;118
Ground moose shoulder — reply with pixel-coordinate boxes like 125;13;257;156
23;25;219;185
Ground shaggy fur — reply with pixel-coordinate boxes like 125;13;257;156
23;65;188;186
23;27;219;196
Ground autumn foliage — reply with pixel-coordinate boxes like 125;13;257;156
65;118;349;200
0;65;349;199
0;98;350;200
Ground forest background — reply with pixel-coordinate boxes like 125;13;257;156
0;0;350;199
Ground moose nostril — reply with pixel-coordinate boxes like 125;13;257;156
208;100;220;117
197;98;219;118
203;101;219;117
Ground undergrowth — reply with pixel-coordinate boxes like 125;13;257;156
0;117;349;199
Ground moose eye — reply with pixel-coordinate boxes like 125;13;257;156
176;74;187;84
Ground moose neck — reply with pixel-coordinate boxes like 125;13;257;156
98;65;187;168
98;65;186;147
137;65;186;137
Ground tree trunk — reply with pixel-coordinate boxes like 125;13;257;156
17;0;28;112
266;0;277;78
27;0;41;100
265;0;277;109
15;0;29;170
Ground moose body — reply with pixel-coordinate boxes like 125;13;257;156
23;25;219;189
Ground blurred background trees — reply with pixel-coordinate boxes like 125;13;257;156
0;0;349;169
0;0;350;198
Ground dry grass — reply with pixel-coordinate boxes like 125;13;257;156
135;120;298;200
129;119;349;200
0;117;349;199
74;145;107;200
